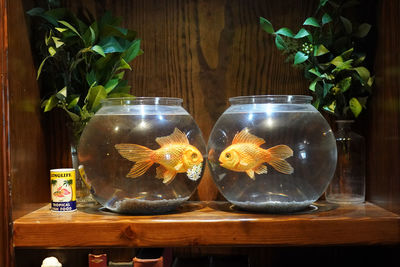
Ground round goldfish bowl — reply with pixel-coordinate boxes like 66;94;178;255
78;97;206;214
207;95;337;213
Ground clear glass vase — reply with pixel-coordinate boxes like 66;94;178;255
69;123;97;207
325;120;365;204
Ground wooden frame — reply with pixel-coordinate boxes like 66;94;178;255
1;0;399;265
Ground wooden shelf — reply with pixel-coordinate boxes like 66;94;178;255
12;201;400;248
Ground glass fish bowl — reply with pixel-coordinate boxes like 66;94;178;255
78;97;206;214
207;95;337;213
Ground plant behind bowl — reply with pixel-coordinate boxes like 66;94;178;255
260;0;373;119
28;7;142;138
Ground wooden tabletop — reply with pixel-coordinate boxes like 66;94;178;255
12;201;400;248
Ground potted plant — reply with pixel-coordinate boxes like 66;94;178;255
28;4;142;204
260;0;373;204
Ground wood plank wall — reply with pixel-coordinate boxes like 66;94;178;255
8;0;50;220
367;0;400;214
63;0;315;200
0;0;12;265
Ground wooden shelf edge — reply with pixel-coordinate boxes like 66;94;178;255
12;201;400;248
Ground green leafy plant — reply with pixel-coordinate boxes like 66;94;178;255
260;0;373;119
28;6;142;137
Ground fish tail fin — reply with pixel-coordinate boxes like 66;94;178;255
266;145;294;175
115;144;155;178
115;144;154;162
266;145;293;159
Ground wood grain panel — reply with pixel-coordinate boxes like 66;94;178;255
367;0;400;214
13;201;400;247
8;0;51;218
62;0;315;201
0;0;12;265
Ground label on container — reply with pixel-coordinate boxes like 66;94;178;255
50;168;77;212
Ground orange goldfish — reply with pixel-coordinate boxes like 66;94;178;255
219;128;294;179
115;128;203;184
53;186;71;198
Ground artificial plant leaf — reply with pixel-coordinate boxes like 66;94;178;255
56;87;67;99
26;7;45;16
294;51;308;65
353;66;370;85
323;100;336;114
55;27;67;32
319;0;329;8
337;77;352;92
102;24;129;38
275;28;294;37
118;58;132;71
340;16;352;34
367;76;374;87
333;59;354;72
259;17;275;34
104;79;119;93
67;96;80;109
349;97;362;117
45;31;52;46
36;56;50;80
341;48;354;59
91;45;106;57
303;17;320;27
322;13;332;25
312;98;320;109
48;46;56;56
323;83;333;97
354;54;366;66
29;9;59;26
83;26;96;46
111;80;131;94
354;23;371;38
294;28;311;39
42;95;59;112
314;44;329;56
122;39;141;62
114;71;125;80
274;35;286;50
330;56;343;67
98;36;124;53
59;20;82;37
86;85;107;112
309;79;320;92
52;37;64;48
64;107;80;122
309;68;322;77
86;70;97;86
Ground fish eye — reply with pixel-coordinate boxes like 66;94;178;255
225;152;231;159
191;153;198;160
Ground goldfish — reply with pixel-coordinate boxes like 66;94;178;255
53;186;71;198
115;128;203;184
219;128;294;179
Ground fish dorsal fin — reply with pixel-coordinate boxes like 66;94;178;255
232;128;265;146
155;128;189;147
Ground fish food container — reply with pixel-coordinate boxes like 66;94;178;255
78;97;206;214
207;95;337;213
